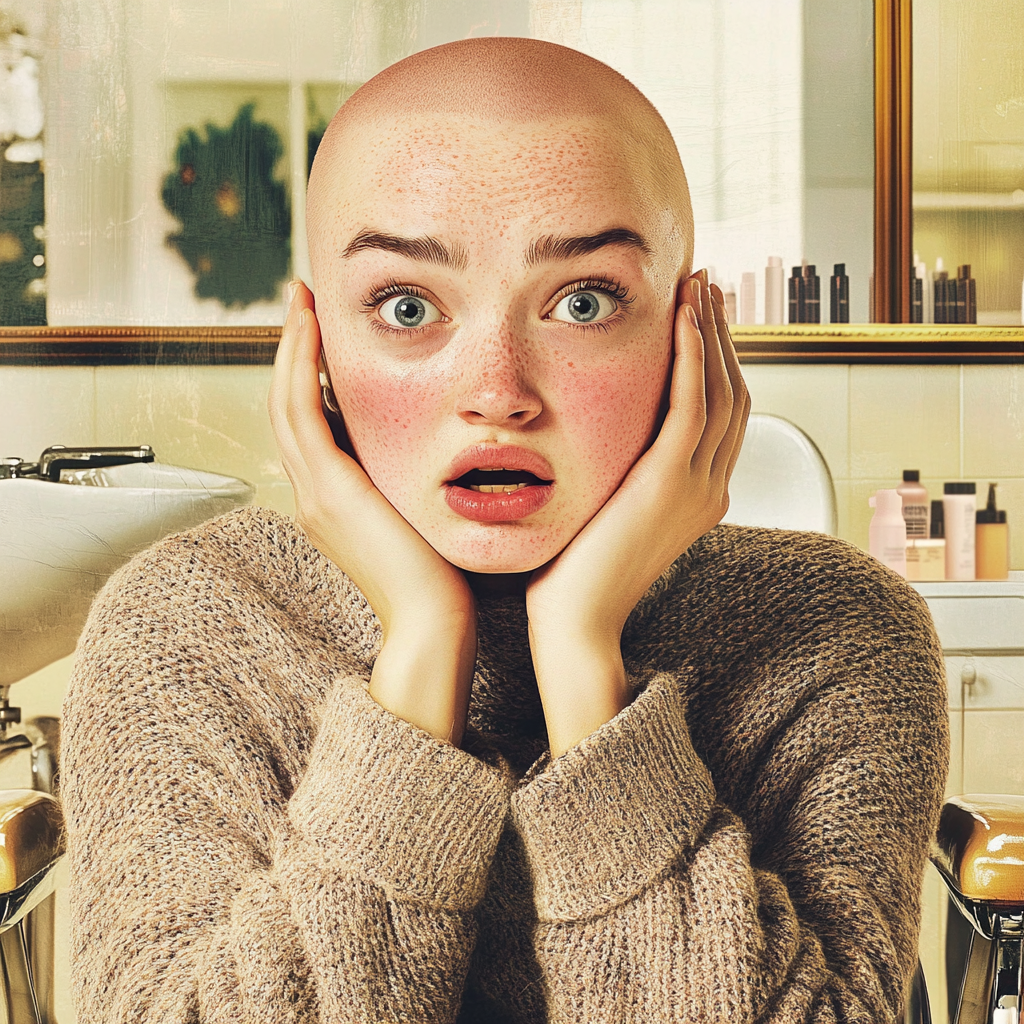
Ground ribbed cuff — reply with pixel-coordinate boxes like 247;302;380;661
510;673;715;921
288;677;515;912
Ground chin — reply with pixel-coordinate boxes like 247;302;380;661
432;525;566;576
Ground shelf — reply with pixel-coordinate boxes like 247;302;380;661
0;324;1022;366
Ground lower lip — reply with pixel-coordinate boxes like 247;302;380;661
444;483;554;522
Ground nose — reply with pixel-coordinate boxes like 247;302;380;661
453;321;543;428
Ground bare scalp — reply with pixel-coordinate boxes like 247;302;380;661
306;37;693;276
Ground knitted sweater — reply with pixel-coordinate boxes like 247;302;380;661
62;506;948;1023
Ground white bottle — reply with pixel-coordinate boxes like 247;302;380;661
723;282;737;324
740;272;756;324
943;482;977;580
765;257;784;324
868;490;907;577
916;257;933;323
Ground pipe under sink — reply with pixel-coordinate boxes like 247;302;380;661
1;448;254;685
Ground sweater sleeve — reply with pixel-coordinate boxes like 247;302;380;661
509;665;947;1023
62;596;514;1023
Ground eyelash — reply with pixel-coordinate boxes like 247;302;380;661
546;277;634;333
359;276;636;335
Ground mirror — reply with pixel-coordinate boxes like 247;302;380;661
913;0;1024;326
0;0;878;331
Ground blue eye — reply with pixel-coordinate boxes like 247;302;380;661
379;294;443;328
550;289;617;324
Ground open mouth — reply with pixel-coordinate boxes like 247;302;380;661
450;468;553;494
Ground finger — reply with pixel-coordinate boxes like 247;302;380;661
662;276;707;456
691;278;734;470
270;280;312;420
708;285;750;483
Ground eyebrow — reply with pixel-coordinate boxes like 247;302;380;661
341;230;469;272
525;228;651;267
341;226;651;272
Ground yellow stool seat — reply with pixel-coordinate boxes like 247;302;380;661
932;793;1024;903
0;791;63;896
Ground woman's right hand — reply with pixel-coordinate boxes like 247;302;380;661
269;281;477;747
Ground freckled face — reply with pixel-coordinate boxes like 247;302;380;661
311;114;683;573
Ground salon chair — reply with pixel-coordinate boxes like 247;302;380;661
931;795;1024;1024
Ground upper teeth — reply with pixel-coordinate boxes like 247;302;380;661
469;482;530;493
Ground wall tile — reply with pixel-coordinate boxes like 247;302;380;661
849;365;960;480
962;365;1024;478
0;367;95;458
94;365;285;488
253;481;296;519
741;364;850;479
962;710;1024;793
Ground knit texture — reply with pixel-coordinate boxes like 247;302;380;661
62;506;948;1023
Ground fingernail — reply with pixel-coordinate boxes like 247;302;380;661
299;308;308;328
686;304;699;328
699;268;709;287
288;280;299;301
690;279;701;302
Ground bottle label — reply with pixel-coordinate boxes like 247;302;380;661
902;503;929;537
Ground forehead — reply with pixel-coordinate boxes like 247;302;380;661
327;114;664;237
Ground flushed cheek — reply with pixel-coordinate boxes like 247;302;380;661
552;353;667;508
334;359;442;510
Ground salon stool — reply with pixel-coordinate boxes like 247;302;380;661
0;790;64;1024
932;794;1024;1024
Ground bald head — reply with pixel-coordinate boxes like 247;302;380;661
306;38;693;276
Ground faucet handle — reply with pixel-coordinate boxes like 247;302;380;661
36;444;155;481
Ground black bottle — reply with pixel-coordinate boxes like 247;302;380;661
934;271;949;323
957;265;977;324
830;263;850;323
802;264;821;323
788;266;804;323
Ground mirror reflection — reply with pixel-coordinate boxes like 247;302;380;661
0;0;876;327
913;0;1024;325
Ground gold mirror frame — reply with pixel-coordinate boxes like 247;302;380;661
1;0;1020;367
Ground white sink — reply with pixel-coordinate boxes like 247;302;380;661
0;461;254;685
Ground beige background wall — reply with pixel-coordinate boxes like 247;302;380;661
3;358;1021;1021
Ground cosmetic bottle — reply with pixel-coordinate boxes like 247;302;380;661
803;264;821;323
934;258;949;323
918;256;933;323
830;264;849;323
911;264;924;323
765;257;784;324
869;490;907;577
943;482;977;581
722;282;737;324
897;470;929;538
739;272;756;324
957;265;977;324
976;483;1009;580
788;266;803;323
906;500;947;581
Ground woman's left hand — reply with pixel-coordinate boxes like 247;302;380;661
526;271;749;757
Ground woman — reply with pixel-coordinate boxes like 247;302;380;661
62;38;948;1023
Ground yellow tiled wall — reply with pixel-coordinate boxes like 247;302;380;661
5;362;1021;565
2;359;1022;1023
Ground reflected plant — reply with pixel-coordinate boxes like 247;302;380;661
162;103;291;308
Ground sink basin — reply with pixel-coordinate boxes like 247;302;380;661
0;461;254;685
